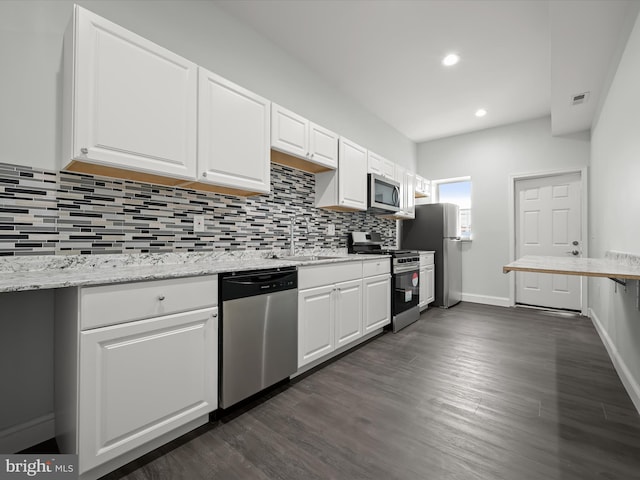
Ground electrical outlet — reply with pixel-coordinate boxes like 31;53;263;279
327;223;336;236
193;215;205;232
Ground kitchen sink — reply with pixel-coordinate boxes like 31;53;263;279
279;255;342;261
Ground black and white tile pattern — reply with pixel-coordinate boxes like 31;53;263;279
0;162;396;256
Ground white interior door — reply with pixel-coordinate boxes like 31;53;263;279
515;172;582;310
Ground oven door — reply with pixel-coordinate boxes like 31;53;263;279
392;266;420;315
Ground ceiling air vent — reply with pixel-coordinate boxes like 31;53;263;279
571;91;590;106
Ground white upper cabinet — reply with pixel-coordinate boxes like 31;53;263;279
62;5;198;183
315;137;367;211
415;174;431;198
271;104;338;172
309;123;339;170
367;151;395;179
390;165;416;219
194;68;271;195
271;105;308;158
404;171;416;218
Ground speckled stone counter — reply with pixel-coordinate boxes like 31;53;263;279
0;250;390;293
503;251;640;280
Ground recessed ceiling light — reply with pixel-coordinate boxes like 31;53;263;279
475;108;487;117
442;53;460;66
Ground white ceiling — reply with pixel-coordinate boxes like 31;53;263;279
215;0;636;143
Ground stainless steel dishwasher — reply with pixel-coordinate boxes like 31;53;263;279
219;267;298;409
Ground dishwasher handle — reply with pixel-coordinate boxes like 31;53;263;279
221;267;298;301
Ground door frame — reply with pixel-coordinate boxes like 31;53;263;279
507;167;589;315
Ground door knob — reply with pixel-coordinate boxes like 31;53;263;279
572;240;579;246
567;250;579;256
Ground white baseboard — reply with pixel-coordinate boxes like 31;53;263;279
589;308;640;414
461;293;511;307
0;413;55;453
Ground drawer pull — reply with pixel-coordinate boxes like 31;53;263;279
158;295;166;301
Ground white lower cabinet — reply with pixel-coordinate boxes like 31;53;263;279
334;279;363;349
79;308;217;473
419;267;428;310
55;275;218;480
298;260;389;369
298;284;335;366
427;266;435;303
419;252;435;310
363;274;391;333
297;279;363;367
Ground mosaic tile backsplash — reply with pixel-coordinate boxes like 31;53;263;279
0;162;396;256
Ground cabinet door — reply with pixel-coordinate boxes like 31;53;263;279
335;279;363;349
68;5;197;180
367;151;383;175
309;123;338;169
426;266;435;304
338;138;367;210
198;69;270;194
78;307;217;474
405;171;416;219
418;268;428;309
298;285;334;367
271;104;309;159
381;158;395;179
415;175;431;198
363;274;391;333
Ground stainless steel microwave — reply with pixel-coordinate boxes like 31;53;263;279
367;173;401;213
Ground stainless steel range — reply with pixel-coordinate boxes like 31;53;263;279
349;232;421;332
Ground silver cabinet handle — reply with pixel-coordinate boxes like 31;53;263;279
158;295;165;301
212;312;218;318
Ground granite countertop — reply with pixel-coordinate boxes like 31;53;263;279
503;251;640;280
0;250;390;293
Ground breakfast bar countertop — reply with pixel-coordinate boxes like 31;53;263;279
503;251;640;281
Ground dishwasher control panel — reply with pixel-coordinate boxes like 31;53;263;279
220;267;298;301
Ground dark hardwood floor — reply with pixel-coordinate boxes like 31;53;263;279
104;302;640;480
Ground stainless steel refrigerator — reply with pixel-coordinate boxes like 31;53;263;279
400;203;462;308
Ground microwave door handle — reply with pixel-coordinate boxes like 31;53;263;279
393;186;400;205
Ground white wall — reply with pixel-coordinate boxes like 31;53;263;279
589;10;640;412
0;291;55;453
416;116;590;305
0;0;415;171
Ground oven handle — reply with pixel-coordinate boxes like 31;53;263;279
394;264;420;274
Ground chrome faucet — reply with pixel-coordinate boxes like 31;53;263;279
289;214;296;256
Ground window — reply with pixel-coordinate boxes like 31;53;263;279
434;177;472;240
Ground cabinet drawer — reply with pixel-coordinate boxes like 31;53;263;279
362;258;390;277
298;262;362;290
420;252;435;266
80;275;218;330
